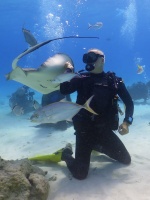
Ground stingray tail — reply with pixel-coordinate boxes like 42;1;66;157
11;36;99;69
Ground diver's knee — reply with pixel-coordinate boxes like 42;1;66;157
73;172;88;180
72;167;88;180
122;154;131;165
125;157;131;165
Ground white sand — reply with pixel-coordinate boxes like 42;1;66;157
0;97;150;200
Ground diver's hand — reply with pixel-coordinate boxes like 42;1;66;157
64;62;74;73
118;122;130;135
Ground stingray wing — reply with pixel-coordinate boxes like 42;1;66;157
6;67;60;94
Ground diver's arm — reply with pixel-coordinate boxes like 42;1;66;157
117;81;134;135
118;81;134;124
60;77;82;95
60;61;82;95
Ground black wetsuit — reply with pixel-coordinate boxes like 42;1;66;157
60;71;134;180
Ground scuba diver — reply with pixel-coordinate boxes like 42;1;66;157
9;85;38;116
59;48;134;180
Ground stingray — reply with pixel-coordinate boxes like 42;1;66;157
6;36;99;94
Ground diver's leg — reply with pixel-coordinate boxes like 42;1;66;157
62;132;92;180
94;129;131;164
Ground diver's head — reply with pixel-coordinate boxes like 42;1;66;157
83;48;105;74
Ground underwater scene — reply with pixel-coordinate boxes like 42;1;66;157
0;0;150;199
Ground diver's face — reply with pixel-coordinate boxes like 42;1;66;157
90;53;104;74
83;50;105;73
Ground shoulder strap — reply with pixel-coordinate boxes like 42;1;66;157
106;71;122;90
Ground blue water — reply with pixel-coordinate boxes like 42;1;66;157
0;1;150;198
1;0;150;95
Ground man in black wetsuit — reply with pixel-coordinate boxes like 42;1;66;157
60;48;134;180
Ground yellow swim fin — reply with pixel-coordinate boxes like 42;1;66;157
28;148;63;163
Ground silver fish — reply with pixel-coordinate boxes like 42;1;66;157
88;22;103;30
30;95;98;124
22;28;38;46
51;73;80;84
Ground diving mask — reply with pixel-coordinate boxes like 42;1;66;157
83;52;104;71
83;52;104;64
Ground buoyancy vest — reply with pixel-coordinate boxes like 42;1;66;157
75;71;122;130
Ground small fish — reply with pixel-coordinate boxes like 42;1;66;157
30;95;98;124
51;73;80;84
22;28;38;47
33;100;41;110
88;22;103;30
12;105;24;116
137;65;144;74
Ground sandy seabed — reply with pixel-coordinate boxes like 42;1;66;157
0;96;150;200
